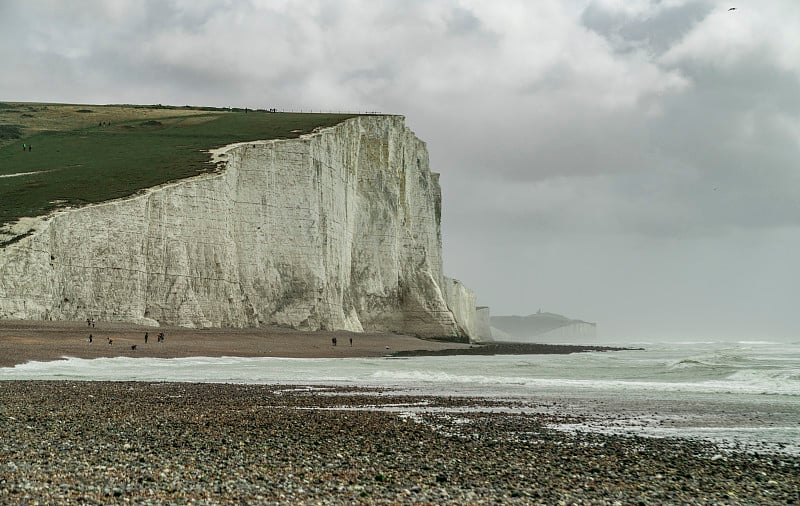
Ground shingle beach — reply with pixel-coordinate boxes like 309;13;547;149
1;320;797;504
1;381;798;505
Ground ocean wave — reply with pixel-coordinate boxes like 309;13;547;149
2;347;799;398
367;368;800;396
667;358;726;369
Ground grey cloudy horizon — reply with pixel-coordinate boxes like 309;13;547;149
1;0;798;340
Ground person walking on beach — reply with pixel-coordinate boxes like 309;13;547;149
144;332;148;344
88;334;93;343
349;337;353;347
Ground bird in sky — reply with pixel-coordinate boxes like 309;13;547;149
728;7;736;10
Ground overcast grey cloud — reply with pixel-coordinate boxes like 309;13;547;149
1;0;798;340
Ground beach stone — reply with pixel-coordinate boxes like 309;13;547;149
0;382;798;504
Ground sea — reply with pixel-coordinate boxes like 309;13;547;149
1;338;798;455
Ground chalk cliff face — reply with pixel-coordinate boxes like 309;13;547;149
0;116;477;340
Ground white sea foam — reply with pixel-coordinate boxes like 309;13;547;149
2;340;798;452
2;347;797;396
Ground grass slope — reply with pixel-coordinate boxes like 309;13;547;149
0;103;358;232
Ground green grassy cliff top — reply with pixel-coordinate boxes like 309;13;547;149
0;102;359;236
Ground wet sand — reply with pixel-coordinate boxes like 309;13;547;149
0;319;628;369
0;319;477;368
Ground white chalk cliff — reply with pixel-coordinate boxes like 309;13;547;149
0;116;479;340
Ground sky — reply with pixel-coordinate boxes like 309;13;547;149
1;0;798;340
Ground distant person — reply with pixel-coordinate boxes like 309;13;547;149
144;332;148;344
88;334;93;343
87;318;91;327
349;337;353;347
108;338;113;345
28;144;31;152
22;143;26;151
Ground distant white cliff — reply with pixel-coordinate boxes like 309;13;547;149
0;116;479;341
490;312;596;343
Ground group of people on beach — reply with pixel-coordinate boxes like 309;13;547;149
144;332;166;343
331;337;353;346
86;321;165;349
86;334;113;345
21;143;32;151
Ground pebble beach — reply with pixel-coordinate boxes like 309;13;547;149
1;381;798;505
1;321;798;504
